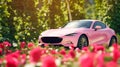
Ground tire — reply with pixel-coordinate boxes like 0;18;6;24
109;36;117;47
77;35;89;49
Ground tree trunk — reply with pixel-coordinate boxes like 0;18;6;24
66;0;72;21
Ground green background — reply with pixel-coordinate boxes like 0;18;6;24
0;0;120;44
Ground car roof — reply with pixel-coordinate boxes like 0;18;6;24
73;19;99;22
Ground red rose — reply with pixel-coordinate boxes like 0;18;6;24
82;47;89;52
105;61;117;67
0;43;4;49
44;44;49;47
0;58;2;64
113;46;119;62
20;41;26;49
79;54;94;67
3;41;11;47
20;54;26;65
28;42;34;48
62;54;71;62
6;50;12;54
0;48;2;55
41;48;47;54
112;43;120;62
93;45;104;52
96;54;105;67
42;55;56;67
10;50;20;59
6;55;19;67
30;47;42;63
69;44;75;50
50;50;57;55
75;48;80;52
59;49;66;56
113;43;118;49
68;50;75;58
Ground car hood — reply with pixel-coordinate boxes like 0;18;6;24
41;28;86;36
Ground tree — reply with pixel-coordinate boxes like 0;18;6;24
0;0;15;42
104;0;120;34
85;0;120;34
69;0;85;20
85;0;108;20
2;0;120;43
7;0;42;42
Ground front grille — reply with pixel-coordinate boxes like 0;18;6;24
41;37;62;43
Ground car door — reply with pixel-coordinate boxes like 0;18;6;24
90;21;108;45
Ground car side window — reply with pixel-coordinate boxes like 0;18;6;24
93;21;106;29
78;21;92;28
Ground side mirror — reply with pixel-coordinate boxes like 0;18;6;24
95;26;102;31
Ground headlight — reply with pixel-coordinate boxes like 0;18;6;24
65;33;77;36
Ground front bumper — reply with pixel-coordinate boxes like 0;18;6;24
38;35;79;47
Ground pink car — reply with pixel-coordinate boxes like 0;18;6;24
39;20;117;48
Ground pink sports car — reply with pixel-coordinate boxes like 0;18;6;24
38;20;117;48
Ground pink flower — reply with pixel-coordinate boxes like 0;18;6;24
30;47;42;63
59;49;66;56
113;45;120;62
28;42;34;48
93;45;104;52
69;44;75;50
44;44;49;47
42;55;56;67
6;56;19;67
112;44;120;61
75;48;81;52
82;47;89;52
0;58;2;64
0;48;2;55
68;50;75;58
105;61;117;67
62;54;71;62
6;50;12;54
0;43;4;49
10;50;20;59
50;50;57;55
3;41;11;47
20;54;26;65
113;43;118;49
96;54;105;67
41;48;47;54
79;54;94;67
20;41;26;49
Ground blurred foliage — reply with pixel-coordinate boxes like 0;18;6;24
104;0;120;34
0;0;14;43
85;0;108;20
117;34;120;44
0;0;120;43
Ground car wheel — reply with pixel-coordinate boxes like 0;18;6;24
77;35;89;49
109;36;117;47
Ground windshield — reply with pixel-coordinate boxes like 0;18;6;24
63;20;92;28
